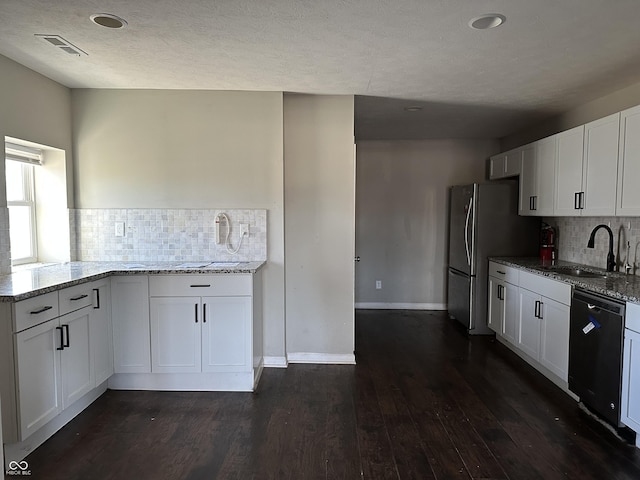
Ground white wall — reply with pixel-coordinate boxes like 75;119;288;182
0;54;72;273
283;94;355;363
355;140;498;308
502;79;640;150
0;55;72;207
71;89;286;360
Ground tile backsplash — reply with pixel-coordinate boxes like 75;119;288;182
74;208;267;262
544;216;640;274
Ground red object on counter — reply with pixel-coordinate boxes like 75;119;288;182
540;224;556;263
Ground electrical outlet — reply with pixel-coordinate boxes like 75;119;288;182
240;223;249;236
375;280;382;290
115;222;125;237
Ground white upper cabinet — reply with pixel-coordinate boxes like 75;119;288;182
490;148;522;179
534;136;556;216
581;113;620;216
519;139;554;216
519;145;537;215
554;126;585;216
616;105;640;215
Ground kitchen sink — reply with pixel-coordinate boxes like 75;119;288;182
540;265;608;278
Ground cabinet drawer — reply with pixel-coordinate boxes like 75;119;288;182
626;302;640;333
519;270;571;305
14;292;60;332
149;274;252;297
59;282;94;315
488;262;519;284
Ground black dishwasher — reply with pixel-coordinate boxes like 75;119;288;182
568;288;625;427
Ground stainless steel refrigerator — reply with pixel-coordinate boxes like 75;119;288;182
448;182;539;334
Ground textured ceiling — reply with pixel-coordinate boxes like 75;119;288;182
1;0;640;140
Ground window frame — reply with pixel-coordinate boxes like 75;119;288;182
6;158;39;265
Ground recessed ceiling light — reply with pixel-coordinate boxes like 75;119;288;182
90;13;128;29
404;106;423;112
468;14;506;30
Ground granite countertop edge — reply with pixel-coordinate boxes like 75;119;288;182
490;256;640;304
0;261;266;302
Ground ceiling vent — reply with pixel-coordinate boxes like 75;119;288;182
34;34;87;56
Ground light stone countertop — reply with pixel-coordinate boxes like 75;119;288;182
490;257;640;304
0;261;266;302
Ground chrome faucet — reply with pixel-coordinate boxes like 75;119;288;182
587;224;616;272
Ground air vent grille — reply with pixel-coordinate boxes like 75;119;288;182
35;34;87;56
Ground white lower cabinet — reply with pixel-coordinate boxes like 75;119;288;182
489;262;571;386
539;298;571;380
150;297;202;373
59;307;94;407
150;295;252;374
14;319;62;440
487;263;519;345
202;296;251;372
111;276;151;373
502;282;519;345
487;276;504;334
622;303;640;443
14;304;96;440
518;288;542;359
91;280;113;385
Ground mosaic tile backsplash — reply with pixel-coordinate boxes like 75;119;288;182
75;209;267;262
544;216;640;274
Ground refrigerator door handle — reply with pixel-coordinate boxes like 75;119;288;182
464;196;473;267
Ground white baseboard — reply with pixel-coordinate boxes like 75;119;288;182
287;352;356;365
355;302;447;310
263;356;288;368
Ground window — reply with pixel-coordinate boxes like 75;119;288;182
6;143;42;265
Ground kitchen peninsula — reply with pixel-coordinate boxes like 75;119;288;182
0;261;264;462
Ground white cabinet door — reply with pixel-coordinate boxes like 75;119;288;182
518;288;541;360
534;136;556;216
616;105;640;215
111;276;151;373
90;281;113;385
487;276;503;334
582;113;620;216
14;319;62;440
150;297;202;373
539;298;570;381
504;149;522;177
489;154;506;180
60;307;94;408
621;328;640;433
502;282;519;345
519;146;537;216
554;126;585;216
202;296;252;373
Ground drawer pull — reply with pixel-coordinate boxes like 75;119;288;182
93;288;100;309
70;294;89;301
190;284;211;288
62;324;70;348
56;326;65;351
30;306;53;315
496;270;506;275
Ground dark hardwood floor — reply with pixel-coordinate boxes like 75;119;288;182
21;310;640;479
